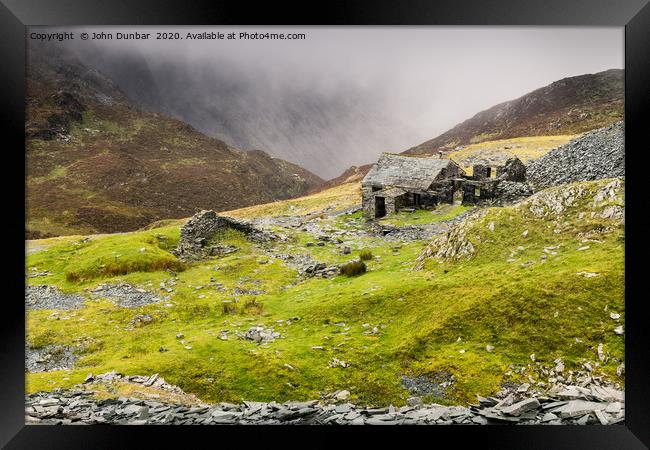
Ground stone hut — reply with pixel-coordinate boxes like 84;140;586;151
361;153;465;219
361;153;529;219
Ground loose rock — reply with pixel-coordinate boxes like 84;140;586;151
26;285;85;310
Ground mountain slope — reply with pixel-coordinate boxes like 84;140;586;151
404;69;623;155
70;44;421;178
309;164;373;194
26;45;323;238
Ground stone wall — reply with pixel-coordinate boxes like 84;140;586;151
497;158;527;182
419;192;439;208
472;164;492;180
461;180;499;204
436;162;465;180
429;180;456;204
384;196;397;216
361;185;376;219
173;210;276;260
493;181;533;203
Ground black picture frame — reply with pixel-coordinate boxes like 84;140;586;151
1;0;648;447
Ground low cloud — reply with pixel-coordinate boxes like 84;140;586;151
32;26;623;178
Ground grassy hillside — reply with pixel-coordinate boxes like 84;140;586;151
26;178;624;406
26;45;323;239
405;69;623;155
225;182;362;220
448;135;578;173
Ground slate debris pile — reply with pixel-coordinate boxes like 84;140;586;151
26;285;85;310
26;372;624;425
90;283;165;308
401;374;455;399
25;344;78;373
527;121;624;190
374;209;478;242
469;383;624;425
82;371;187;394
25;389;624;425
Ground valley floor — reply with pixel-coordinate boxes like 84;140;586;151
24;178;625;424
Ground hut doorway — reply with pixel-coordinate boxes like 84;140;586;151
453;181;464;205
375;196;386;218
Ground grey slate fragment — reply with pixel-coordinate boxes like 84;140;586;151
500;398;540;416
551;400;607;418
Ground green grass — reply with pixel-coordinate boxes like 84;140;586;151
469;132;501;144
226;182;361;219
69;110;122;139
359;249;373;261
25;178;625;406
340;260;367;276
379;204;471;227
29;166;69;185
27;225;182;290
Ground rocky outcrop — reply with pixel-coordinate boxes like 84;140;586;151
414;178;624;269
26;91;86;140
274;253;341;278
173;210;278;261
521;177;624;221
413;210;488;268
526;121;624;190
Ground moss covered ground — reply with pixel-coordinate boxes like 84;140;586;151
25;179;624;407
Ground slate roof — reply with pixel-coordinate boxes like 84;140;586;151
362;153;459;190
381;187;407;198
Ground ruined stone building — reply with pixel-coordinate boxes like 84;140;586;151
361;153;465;219
361;152;527;219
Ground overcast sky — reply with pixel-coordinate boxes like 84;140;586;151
32;26;624;177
